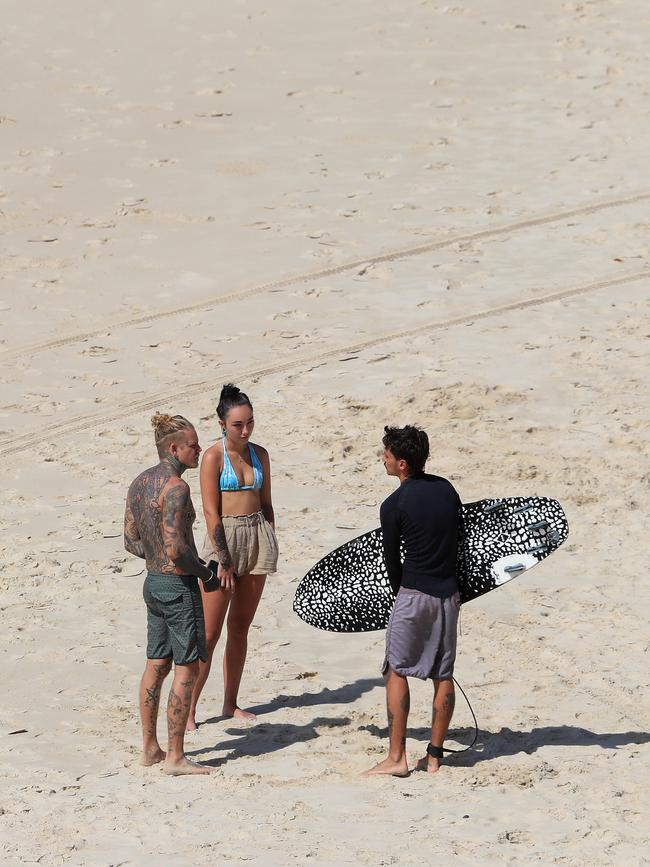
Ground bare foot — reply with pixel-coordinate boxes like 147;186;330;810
185;715;199;733
163;755;212;776
140;746;166;767
223;705;256;721
363;756;409;778
415;755;442;774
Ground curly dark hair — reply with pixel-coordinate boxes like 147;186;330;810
382;425;429;475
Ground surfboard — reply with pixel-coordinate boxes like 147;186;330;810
293;496;569;632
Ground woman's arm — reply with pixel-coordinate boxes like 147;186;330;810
200;446;236;589
258;446;275;528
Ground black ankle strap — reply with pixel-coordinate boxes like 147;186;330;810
426;743;444;760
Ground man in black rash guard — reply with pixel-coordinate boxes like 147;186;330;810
365;425;461;777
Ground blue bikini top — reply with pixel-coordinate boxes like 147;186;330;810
220;436;264;492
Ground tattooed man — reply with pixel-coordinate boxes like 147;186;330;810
124;413;218;775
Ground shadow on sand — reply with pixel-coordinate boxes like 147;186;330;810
190;678;384;767
193;675;650;769
187;716;351;767
359;723;650;767
200;676;383;726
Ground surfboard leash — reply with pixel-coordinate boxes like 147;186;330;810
442;677;479;754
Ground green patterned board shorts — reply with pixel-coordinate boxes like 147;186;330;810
143;572;207;665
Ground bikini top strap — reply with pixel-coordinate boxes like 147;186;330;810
220;433;236;486
248;441;263;471
221;431;231;470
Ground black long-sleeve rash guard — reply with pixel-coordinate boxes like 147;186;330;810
379;473;461;598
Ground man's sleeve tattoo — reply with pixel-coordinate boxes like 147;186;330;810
162;485;189;558
124;498;145;559
162;485;207;578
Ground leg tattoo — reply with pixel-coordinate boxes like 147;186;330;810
400;693;409;748
139;660;172;764
387;707;395;737
443;691;455;719
167;678;196;741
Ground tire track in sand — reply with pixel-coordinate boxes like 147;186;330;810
2;267;648;456
2;191;650;362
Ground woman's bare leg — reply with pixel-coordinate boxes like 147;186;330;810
186;586;231;731
222;573;266;719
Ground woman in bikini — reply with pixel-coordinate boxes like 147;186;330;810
187;384;279;728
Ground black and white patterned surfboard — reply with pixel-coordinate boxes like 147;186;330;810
293;496;569;632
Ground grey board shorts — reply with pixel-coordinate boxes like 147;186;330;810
143;572;207;665
383;587;461;681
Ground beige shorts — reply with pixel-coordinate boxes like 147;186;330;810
202;511;279;576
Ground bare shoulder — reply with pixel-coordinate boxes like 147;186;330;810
202;441;224;466
163;476;190;505
168;475;189;492
127;467;155;505
128;465;154;493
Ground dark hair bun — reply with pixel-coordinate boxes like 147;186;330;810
216;383;253;421
219;383;240;400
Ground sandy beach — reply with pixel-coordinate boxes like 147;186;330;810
1;1;649;864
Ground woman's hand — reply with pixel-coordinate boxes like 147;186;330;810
218;562;237;592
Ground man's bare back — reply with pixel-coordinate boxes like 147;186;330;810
125;414;215;776
125;461;202;576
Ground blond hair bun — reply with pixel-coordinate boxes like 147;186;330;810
151;412;192;444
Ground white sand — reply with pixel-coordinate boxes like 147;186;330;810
1;1;649;864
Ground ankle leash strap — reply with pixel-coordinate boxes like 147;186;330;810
426;743;444;759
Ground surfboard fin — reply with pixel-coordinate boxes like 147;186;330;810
504;563;526;574
525;542;549;554
483;500;506;514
